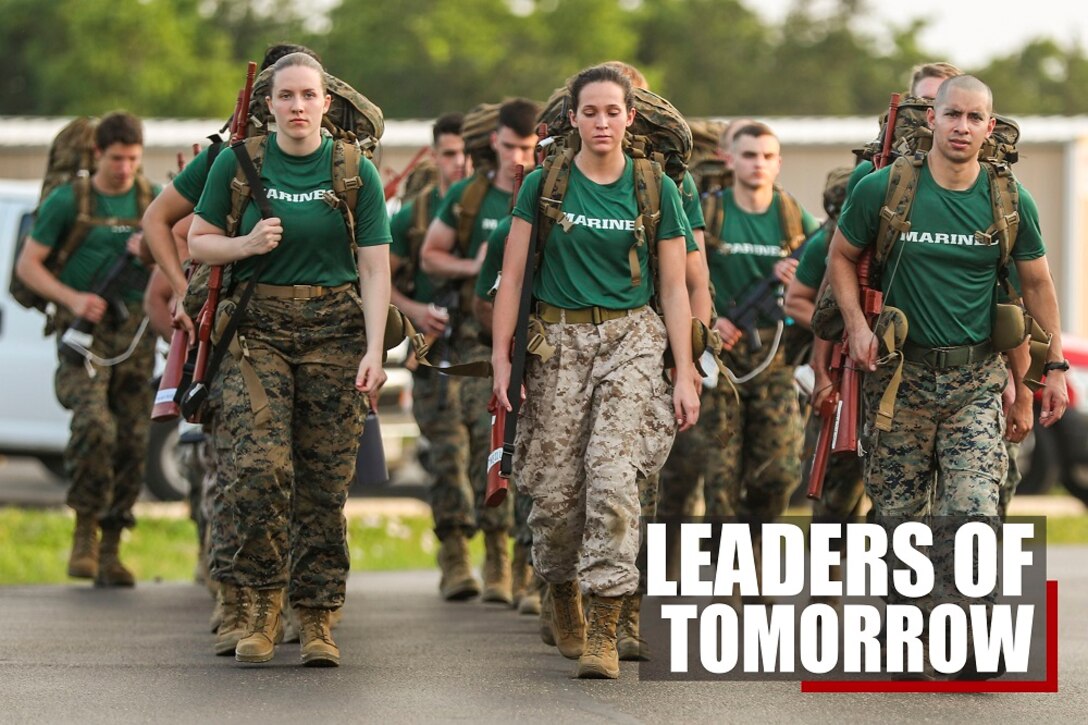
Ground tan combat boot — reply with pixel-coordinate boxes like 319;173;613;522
481;530;513;604
95;526;135;587
67;513;99;579
518;569;544;616
539;583;555;645
577;595;624;679
214;583;250;656
235;588;283;663
550;581;586;659
297;607;340;667
437;530;480;601
616;593;650;661
510;541;532;608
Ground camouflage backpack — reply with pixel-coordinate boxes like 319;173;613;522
9;116;153;314
246;68;384;157
854;95;1021;165
447;103;505;254
392;158;440;298
686;118;729;195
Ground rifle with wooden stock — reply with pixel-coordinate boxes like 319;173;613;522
808;92;900;500
179;62;257;422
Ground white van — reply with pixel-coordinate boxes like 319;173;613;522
0;178;421;501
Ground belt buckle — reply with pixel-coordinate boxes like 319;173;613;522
591;307;603;325
293;284;311;298
927;348;948;370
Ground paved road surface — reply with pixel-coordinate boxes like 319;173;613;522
0;547;1085;724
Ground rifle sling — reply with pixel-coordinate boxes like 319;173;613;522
199;142;276;403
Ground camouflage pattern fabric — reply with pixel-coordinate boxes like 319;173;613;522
718;331;804;524
515;307;676;597
202;381;242;585
219;289;367;609
453;316;514;534
860;355;1007;517
54;300;155;529
998;440;1021;521
411;367;476;540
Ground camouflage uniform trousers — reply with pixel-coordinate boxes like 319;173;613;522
998;440;1021;521
55;300;155;529
220;289;367;610
453;318;514;535
862;355;1007;618
200;370;241;585
515;306;676;597
718;332;804;525
411;366;476;540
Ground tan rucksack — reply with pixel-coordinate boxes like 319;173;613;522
461;102;502;173
246;69;384;157
9;116;153;314
854;95;1021;165
393;159;439;298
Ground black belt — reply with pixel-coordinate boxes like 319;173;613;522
901;339;994;370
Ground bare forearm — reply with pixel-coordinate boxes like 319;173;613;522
784;282;817;329
420;246;477;279
15;253;78;311
1022;278;1064;362
358;249;392;354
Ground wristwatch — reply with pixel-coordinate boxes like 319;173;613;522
1043;359;1070;373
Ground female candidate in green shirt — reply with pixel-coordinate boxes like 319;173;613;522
490;64;699;680
189;53;390;669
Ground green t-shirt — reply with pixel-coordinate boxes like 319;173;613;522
390;187;441;303
838;161;1045;347
794;224;831;289
846;160;874;199
707;188;821;317
475;215;512;301
435;174;513;259
512;155;688;310
195;134;390;286
32;181;159;303
173;145;217;205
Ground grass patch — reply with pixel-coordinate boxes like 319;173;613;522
3;506;1086;586
0;507;483;585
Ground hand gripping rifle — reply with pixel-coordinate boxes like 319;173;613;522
808;92;899;500
59;251;148;365
722;219;834;353
179;62;257;422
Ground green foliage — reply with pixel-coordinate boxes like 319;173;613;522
1;0;1088;119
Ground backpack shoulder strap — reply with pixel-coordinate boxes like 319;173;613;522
631;156;663;289
52;177;94;273
536;147;576;263
226;136;268;237
454;173;491;255
981;160;1021;300
702;190;723;248
330;138;363;246
874;154;924;267
133;174;154;220
775;186;806;252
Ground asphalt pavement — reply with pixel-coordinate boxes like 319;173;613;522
0;547;1085;724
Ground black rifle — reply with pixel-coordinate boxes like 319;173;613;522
60;251;148;364
431;284;461;411
721;218;833;351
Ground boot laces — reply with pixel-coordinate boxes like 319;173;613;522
300;609;334;645
585;604;618;657
553;583;580;631
252;590;274;629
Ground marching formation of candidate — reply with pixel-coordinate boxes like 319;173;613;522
10;43;1070;683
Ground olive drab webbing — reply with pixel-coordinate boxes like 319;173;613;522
246;68;384;158
9;116;153;316
703;186;806;255
453;172;493;255
392;180;437;298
